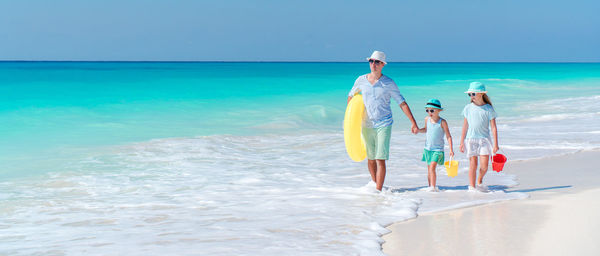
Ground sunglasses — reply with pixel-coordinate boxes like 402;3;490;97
368;59;382;65
468;93;477;97
425;109;435;113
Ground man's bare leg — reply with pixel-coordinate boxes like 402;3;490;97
367;160;377;183
375;159;386;191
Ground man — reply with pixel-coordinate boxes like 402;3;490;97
347;51;419;191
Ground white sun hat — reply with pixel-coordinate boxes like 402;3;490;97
366;51;387;64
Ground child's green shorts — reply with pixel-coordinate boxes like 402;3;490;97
422;149;444;165
361;125;392;160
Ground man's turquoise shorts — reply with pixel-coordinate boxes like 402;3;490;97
361;125;392;160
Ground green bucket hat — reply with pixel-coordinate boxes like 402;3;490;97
465;81;487;93
425;99;443;110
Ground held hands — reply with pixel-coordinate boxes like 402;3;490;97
411;124;418;134
459;143;465;153
449;150;455;157
493;145;499;154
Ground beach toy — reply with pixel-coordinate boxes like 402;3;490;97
343;94;366;162
492;153;507;172
444;157;459;177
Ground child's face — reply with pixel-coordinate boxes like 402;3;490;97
426;108;440;117
468;92;483;101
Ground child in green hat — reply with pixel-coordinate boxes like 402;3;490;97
417;99;454;192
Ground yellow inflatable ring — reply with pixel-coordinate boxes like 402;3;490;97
344;94;366;162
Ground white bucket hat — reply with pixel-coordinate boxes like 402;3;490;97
366;51;387;64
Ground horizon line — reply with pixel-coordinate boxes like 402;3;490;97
1;60;599;64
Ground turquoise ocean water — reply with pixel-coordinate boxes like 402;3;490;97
2;62;599;178
1;62;599;255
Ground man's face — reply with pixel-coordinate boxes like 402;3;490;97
369;59;384;72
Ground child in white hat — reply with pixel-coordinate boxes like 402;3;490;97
347;50;419;191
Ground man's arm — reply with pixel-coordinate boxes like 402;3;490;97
399;102;419;134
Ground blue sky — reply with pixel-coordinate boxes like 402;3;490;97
0;0;598;62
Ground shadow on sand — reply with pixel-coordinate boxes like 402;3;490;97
506;185;572;193
390;185;572;193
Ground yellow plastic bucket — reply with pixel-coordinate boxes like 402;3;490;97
444;157;459;177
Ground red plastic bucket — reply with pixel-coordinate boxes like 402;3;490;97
492;154;507;172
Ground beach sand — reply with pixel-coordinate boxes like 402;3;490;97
382;150;600;256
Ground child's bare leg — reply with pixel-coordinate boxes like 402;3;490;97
478;155;490;185
469;156;478;188
426;163;431;187
367;160;377;183
375;159;386;191
426;165;431;187
428;162;437;187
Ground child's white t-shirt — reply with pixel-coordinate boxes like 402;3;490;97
462;103;497;139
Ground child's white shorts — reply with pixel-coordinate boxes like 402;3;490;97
465;138;492;157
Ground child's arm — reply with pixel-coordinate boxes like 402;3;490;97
490;119;499;154
441;119;454;157
459;118;468;153
417;117;428;133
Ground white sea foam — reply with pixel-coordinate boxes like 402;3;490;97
0;132;526;256
492;94;600;160
516;95;600;113
442;78;537;85
2;93;599;255
521;112;599;122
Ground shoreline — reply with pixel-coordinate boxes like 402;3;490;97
382;149;600;256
